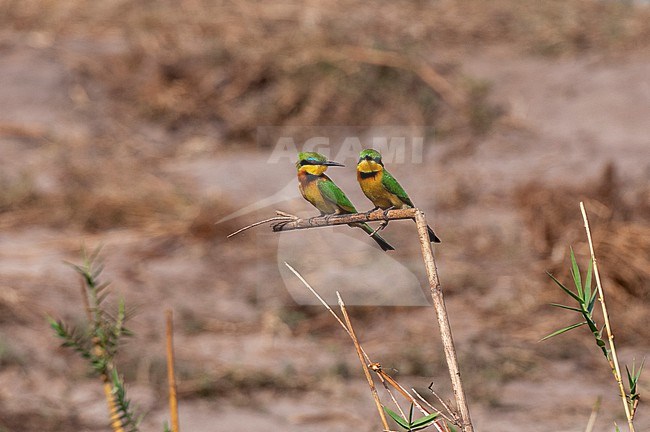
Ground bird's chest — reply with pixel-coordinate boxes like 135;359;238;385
359;173;398;208
299;176;336;213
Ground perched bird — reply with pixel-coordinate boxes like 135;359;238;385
356;148;441;243
296;152;394;251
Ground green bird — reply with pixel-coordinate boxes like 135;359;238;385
296;152;395;251
356;148;441;243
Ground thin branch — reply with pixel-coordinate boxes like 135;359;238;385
412;388;453;424
228;208;417;238
166;310;180;432
428;382;458;425
415;210;473;432
580;202;634;432
337;292;390;431
227;212;299;238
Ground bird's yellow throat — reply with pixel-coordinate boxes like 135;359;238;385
298;164;328;176
357;159;383;174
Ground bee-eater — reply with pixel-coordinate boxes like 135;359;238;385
296;152;395;251
356;148;441;243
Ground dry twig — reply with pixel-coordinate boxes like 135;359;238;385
228;208;416;238
337;292;390;431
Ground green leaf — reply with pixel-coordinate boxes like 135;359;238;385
549;303;584;313
383;406;410;429
584;257;593;305
411;412;440;429
626;365;636;395
541;321;587;341
626;358;645;398
547;272;582;304
587;288;598;314
570;248;583;299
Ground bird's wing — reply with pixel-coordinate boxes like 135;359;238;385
318;179;357;213
381;170;415;207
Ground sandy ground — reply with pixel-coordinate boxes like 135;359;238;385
1;25;650;432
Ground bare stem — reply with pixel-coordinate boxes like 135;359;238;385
415;210;473;432
580;202;634;432
166;309;180;432
337;292;390;431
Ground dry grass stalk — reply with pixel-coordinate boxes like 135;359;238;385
580;202;634;432
584;396;601;432
336;292;390;431
287;262;390;428
166;309;180;432
287;262;455;429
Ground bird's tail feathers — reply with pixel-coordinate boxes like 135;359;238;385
427;225;441;243
355;223;395;251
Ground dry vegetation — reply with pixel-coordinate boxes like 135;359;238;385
3;0;649;141
1;0;649;431
516;163;650;343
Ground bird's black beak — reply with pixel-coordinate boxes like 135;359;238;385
322;160;345;167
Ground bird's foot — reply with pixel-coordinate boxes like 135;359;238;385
369;220;389;237
364;207;380;217
382;206;395;220
307;215;322;225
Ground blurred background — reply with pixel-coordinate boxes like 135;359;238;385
1;1;649;431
